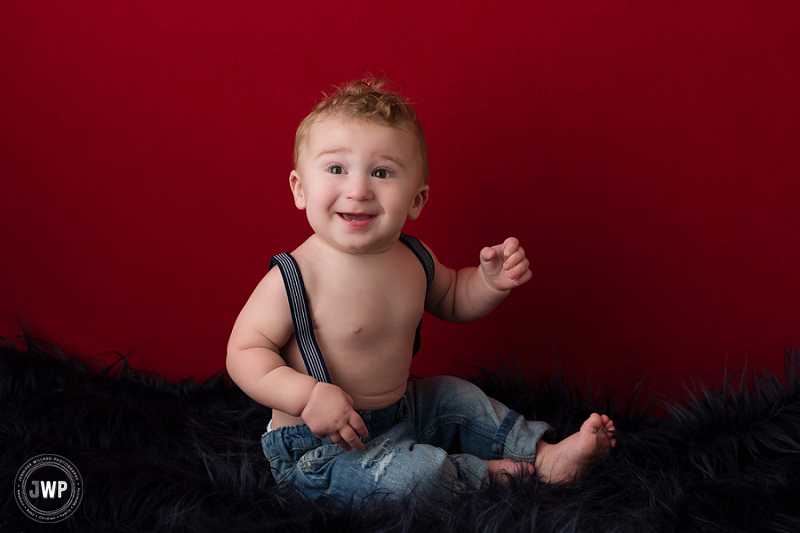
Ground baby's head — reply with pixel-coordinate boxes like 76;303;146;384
293;78;429;183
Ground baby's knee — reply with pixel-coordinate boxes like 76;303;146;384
414;375;479;401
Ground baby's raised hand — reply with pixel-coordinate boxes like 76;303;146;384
479;237;532;291
301;382;368;451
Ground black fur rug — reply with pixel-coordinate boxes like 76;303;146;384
2;336;800;532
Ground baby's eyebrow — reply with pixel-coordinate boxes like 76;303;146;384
313;148;350;159
313;149;407;169
376;154;407;169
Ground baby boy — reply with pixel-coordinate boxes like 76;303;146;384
227;79;615;502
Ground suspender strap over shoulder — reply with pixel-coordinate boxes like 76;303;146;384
397;234;434;356
398;233;434;287
268;234;434;384
269;253;332;384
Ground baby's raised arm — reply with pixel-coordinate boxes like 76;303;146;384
226;270;367;451
425;237;531;322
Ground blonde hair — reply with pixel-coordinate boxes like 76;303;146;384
293;78;429;182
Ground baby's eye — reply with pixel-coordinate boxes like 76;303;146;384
327;165;344;175
372;168;390;179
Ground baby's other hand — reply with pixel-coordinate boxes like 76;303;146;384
301;382;368;451
480;237;532;290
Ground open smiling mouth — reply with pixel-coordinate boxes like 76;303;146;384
338;213;375;223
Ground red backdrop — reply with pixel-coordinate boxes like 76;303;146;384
2;1;799;402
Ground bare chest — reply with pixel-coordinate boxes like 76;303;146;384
310;264;425;342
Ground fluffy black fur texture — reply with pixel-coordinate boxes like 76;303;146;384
2;334;800;532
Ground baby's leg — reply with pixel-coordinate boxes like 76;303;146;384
405;376;554;461
486;413;615;484
532;413;616;484
406;378;615;486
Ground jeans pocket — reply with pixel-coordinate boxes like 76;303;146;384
284;443;342;498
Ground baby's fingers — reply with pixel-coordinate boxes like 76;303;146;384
331;412;367;452
480;246;499;264
336;425;365;451
501;237;521;257
501;238;526;265
503;248;527;269
331;433;353;451
507;258;531;283
515;268;533;286
349;412;369;438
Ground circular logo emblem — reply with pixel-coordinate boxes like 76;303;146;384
14;454;83;523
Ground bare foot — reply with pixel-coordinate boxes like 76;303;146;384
534;413;616;484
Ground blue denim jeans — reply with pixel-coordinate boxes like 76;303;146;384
262;376;555;502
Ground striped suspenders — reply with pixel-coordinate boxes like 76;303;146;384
398;234;434;287
269;252;331;383
269;234;434;384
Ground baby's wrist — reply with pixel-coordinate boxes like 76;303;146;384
479;268;513;294
279;370;317;416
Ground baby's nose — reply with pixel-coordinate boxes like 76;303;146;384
345;174;373;201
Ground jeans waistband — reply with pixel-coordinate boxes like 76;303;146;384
357;396;405;435
262;397;406;464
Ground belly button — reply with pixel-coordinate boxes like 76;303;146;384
352;326;362;334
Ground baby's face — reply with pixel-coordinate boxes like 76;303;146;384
290;116;429;254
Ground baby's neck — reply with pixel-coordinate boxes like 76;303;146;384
302;233;401;259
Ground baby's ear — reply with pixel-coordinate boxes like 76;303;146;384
407;185;429;220
289;171;306;210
